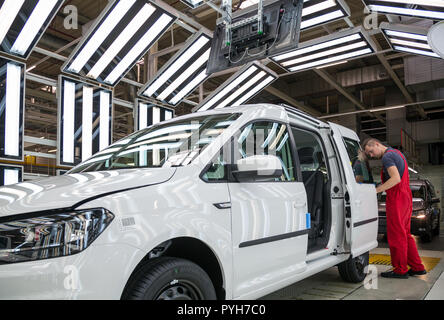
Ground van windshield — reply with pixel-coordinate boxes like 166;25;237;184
69;113;240;173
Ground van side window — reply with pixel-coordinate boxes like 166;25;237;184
343;138;374;184
201;150;227;182
233;122;295;182
291;128;329;182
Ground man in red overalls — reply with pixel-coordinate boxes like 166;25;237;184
363;138;426;279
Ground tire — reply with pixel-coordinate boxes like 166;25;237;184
338;252;369;283
420;230;433;243
122;257;217;300
433;213;440;236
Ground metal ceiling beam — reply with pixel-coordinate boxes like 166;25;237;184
314;68;386;124
264;86;322;117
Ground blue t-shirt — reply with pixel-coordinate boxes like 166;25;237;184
382;148;406;182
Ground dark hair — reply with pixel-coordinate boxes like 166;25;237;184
362;138;382;149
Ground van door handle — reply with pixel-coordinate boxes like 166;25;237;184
355;200;362;206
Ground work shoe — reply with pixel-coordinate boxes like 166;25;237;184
408;269;427;276
381;270;409;279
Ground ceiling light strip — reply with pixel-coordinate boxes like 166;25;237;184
216;71;267;109
144;35;210;97
4;63;21;158
87;4;156;79
289;48;372;71
156;48;211;101
392;46;440;58
82;87;94;161
366;3;444;19
169;69;208;105
300;0;349;30
282;41;368;67
199;66;258;112
0;0;25;44
67;0;137;73
99;91;111;151
381;23;440;58
232;76;275;107
10;0;60;55
62;80;76;165
273;34;361;61
104;13;173;85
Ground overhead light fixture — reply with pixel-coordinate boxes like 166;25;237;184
363;0;444;20
380;22;441;58
0;165;23;186
194;61;278;112
301;0;351;30
58;76;113;167
271;27;375;72
136;100;174;131
181;0;204;9
139;32;212;106
0;58;24;162
0;0;64;58
62;0;176;87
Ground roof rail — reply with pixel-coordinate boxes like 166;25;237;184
279;104;327;127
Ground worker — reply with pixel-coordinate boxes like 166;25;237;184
363;138;426;279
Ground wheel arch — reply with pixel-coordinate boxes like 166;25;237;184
121;237;226;300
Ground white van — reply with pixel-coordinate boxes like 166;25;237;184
0;104;378;300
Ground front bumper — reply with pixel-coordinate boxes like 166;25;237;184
377;214;428;236
0;243;145;300
411;217;428;235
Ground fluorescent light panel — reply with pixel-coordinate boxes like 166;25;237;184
5;63;21;158
381;25;441;58
64;0;175;87
271;31;374;72
11;0;60;55
196;62;277;112
140;33;211;106
0;0;64;58
137;101;174;131
0;0;25;45
62;80;76;164
82;87;94;161
363;0;444;20
1;166;21;186
300;0;350;30
60;77;113;166
99;91;111;151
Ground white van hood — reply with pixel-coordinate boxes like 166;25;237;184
0;168;176;218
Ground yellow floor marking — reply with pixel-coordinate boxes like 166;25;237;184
370;254;441;272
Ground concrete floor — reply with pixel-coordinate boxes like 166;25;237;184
261;231;444;300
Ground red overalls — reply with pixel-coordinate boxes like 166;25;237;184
382;149;425;275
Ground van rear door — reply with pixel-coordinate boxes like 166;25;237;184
329;123;378;257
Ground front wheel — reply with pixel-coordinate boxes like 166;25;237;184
122;257;217;300
338;252;369;283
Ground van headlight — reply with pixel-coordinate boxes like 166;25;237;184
0;208;114;265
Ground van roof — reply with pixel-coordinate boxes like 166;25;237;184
193;104;330;128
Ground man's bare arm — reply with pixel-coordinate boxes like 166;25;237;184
376;166;401;194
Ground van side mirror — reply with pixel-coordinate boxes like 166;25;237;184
231;155;283;182
431;198;440;204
